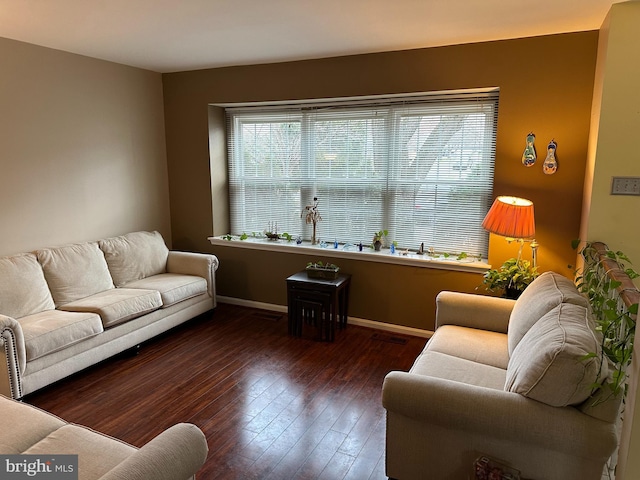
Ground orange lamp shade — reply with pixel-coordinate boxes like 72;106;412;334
482;196;535;239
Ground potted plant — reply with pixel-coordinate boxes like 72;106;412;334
482;257;539;299
372;230;388;251
306;261;340;280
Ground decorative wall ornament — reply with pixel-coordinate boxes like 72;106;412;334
543;139;558;175
302;196;322;245
522;132;537;167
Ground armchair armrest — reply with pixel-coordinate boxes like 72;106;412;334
0;314;26;399
435;291;515;333
382;371;617;459
167;251;219;299
98;423;208;480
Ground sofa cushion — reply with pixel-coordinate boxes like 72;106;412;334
426;325;509;370
99;231;169;287
0;253;55;318
59;288;162;328
505;302;605;407
411;350;507;390
124;273;207;308
19;310;104;361
37;242;115;307
508;271;589;355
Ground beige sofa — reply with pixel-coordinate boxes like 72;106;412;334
0;231;218;399
0;393;208;480
382;271;620;480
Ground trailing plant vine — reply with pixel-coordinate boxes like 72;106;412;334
574;241;639;400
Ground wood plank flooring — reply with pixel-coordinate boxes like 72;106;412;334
25;303;427;480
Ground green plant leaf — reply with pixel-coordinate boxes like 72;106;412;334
575;240;637;404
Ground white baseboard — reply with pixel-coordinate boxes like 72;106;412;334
217;295;433;339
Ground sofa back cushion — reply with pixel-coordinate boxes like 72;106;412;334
37;243;114;307
505;302;605;407
0;253;56;318
98;231;169;287
508;271;589;355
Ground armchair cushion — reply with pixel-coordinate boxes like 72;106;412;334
505;302;605;406
99;231;169;287
0;253;55;318
508;271;589;355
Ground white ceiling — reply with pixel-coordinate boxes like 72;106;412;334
0;0;622;73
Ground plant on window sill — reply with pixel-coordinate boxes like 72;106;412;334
222;232;249;241
372;230;388;251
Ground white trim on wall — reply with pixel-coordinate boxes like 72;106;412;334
217;295;434;339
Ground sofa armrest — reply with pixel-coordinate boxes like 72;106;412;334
435;291;515;333
98;423;208;480
167;251;219;299
382;371;617;459
0;314;26;399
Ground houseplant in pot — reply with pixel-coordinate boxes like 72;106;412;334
482;257;538;299
372;230;388;251
306;261;340;280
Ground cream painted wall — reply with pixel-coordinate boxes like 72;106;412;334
586;2;640;264
583;2;640;478
0;37;170;256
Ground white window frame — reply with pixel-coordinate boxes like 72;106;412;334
222;88;499;259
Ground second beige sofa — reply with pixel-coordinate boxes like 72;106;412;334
382;271;620;480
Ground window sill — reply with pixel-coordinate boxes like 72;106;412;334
208;236;490;274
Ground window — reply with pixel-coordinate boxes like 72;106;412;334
225;89;498;258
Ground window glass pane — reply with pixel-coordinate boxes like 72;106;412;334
307;108;388;243
229;116;302;235
388;101;496;256
226;91;497;256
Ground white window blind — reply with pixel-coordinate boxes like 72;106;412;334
226;90;498;257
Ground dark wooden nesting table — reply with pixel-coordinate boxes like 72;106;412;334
286;271;351;341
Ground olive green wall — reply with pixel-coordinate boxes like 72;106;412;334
163;32;599;331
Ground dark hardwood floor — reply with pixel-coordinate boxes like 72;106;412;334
26;303;427;480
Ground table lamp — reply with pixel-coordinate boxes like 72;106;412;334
482;195;538;267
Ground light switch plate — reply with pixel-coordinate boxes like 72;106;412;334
611;176;640;196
